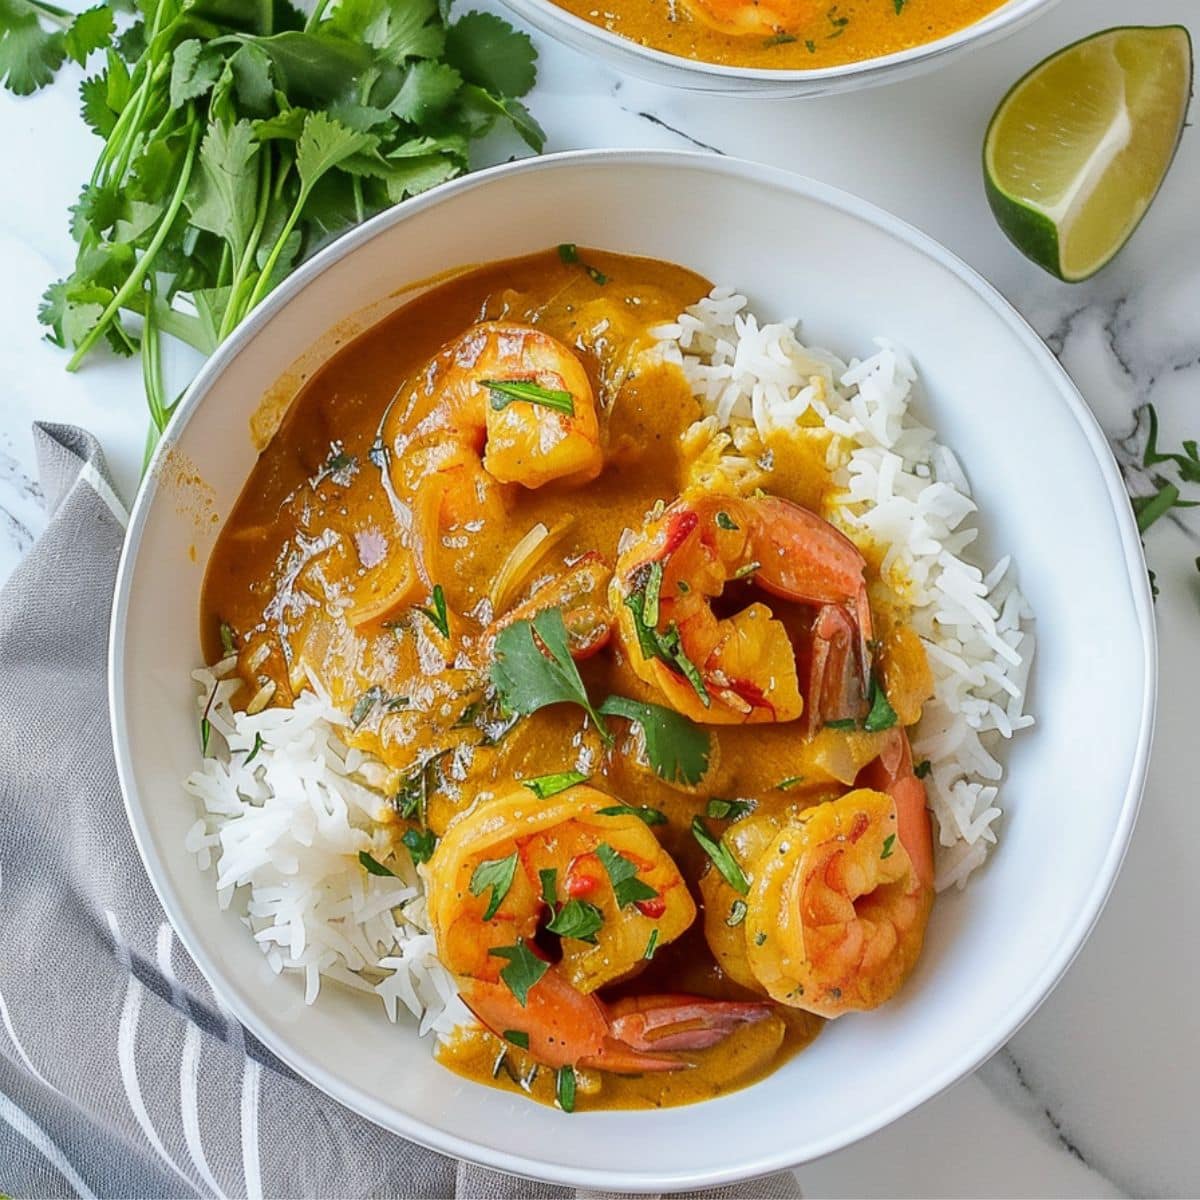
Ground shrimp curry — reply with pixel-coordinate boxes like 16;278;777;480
202;248;937;1112
549;0;1007;73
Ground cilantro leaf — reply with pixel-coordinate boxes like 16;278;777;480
545;898;603;943
539;867;558;907
0;10;64;95
79;71;118;137
491;609;612;743
597;803;668;827
692;817;749;895
387;59;462;124
485;378;574;415
63;6;114;68
359;850;397;877
419;584;450;638
469;852;518;921
524;770;588;799
489;939;549;1006
556;1064;576;1113
503;1029;529;1049
863;675;897;733
169;38;222;107
444;12;536;98
598;695;710;785
595;842;658;909
706;798;752;821
402;827;437;865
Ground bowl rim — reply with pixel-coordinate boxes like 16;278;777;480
109;148;1157;1191
500;0;1061;85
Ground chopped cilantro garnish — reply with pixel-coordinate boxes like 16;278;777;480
692;817;749;896
545;899;604;943
419;584;450;639
644;928;660;960
492;608;613;744
706;797;753;821
484;378;575;416
358;851;397;878
914;759;932;780
524;770;588;799
585;265;607;286
199;717;211;756
218;621;236;655
402;827;437;866
539;867;558;907
595;842;658;909
623;577;709;707
598;695;711;786
470;852;518;921
489;939;549;1006
863;676;898;733
503;1029;530;1050
881;834;896;860
824;718;858;731
597;804;668;827
350;685;408;729
726;899;748;927
556;1064;576;1112
243;732;265;765
715;510;739;531
776;776;804;790
558;243;580;263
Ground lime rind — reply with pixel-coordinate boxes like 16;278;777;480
983;25;1193;282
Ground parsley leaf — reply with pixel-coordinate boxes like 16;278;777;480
469;852;518;921
492;609;612;743
598;695;711;785
524;770;588;799
692;817;749;896
489;939;549;1006
595;842;658;909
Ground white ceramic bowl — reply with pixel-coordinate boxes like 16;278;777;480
110;150;1155;1191
500;0;1060;96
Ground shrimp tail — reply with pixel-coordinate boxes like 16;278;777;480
604;994;776;1054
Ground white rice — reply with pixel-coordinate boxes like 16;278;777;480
653;289;1035;892
184;661;470;1037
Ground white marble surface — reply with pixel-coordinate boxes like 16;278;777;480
2;0;1198;1194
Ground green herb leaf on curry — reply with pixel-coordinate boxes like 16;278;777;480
524;770;588;799
489;939;549;1007
595;842;658;909
691;816;749;896
470;851;519;921
598;695;710;785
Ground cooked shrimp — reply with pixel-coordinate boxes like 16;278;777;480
680;0;821;37
701;731;933;1017
351;322;604;626
427;783;774;1071
612;491;872;728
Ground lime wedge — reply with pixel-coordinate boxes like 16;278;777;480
984;26;1192;282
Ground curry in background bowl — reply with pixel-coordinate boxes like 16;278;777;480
554;0;1007;73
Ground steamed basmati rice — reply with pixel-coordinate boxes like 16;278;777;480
184;663;469;1035
653;288;1035;891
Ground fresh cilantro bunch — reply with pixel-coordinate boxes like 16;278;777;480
2;0;541;447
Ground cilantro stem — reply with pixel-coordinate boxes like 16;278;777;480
142;284;168;432
219;155;274;341
306;0;334;31
25;0;72;26
67;115;202;372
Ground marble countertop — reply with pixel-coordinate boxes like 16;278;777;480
2;0;1198;1194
